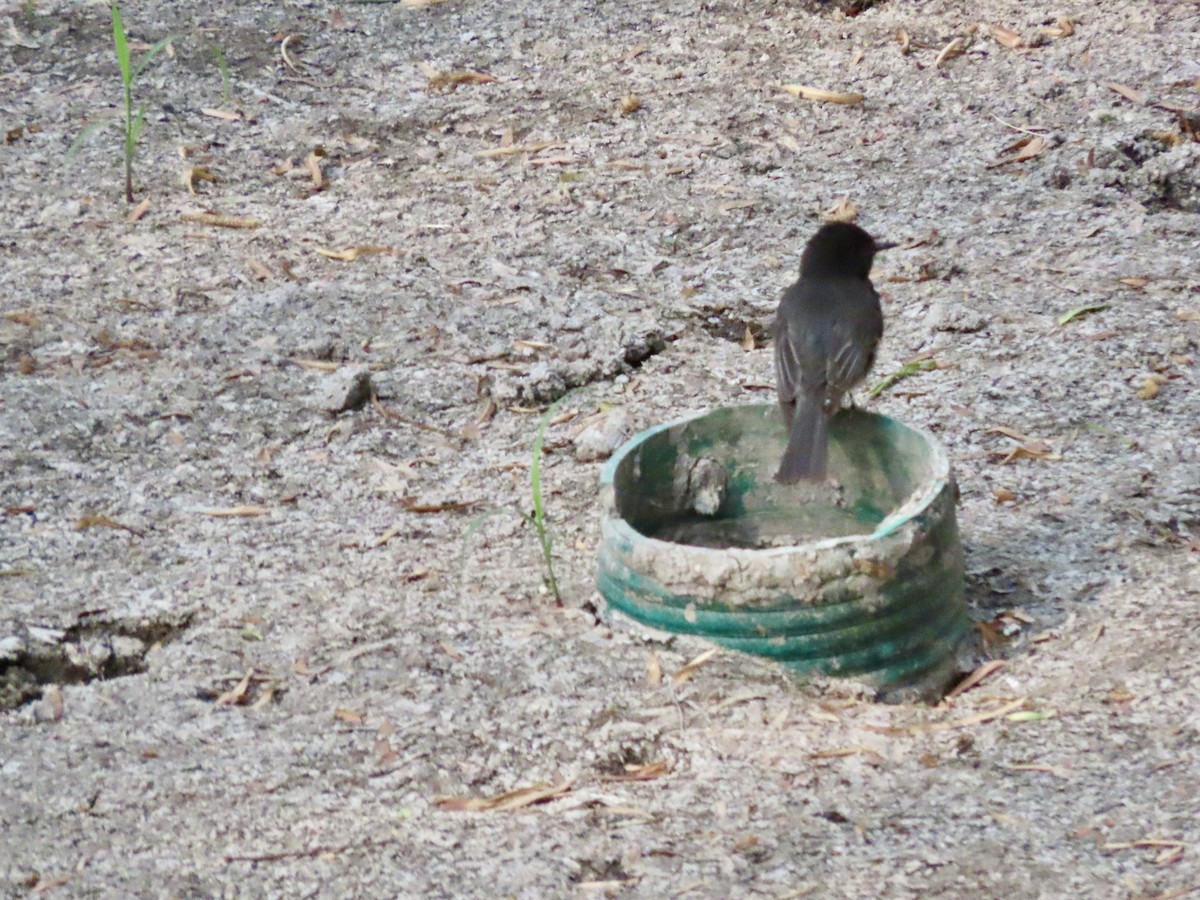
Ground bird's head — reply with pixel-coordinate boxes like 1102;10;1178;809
800;222;894;279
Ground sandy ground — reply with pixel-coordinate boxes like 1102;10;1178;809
2;0;1199;896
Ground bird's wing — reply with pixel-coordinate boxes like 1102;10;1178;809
773;315;802;403
826;285;882;393
827;327;875;393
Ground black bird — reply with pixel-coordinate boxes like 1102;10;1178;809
773;222;893;484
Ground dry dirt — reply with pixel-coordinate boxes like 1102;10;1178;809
2;0;1199;896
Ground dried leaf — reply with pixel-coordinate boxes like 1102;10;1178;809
996;444;1061;463
279;34;303;73
1118;277;1149;289
1058;303;1109;325
1007;762;1071;777
333;707;365;724
1042;17;1075;37
740;325;755;351
1175;307;1200;322
527;154;581;166
181;212;261;229
1007;709;1057;722
1001;608;1036;624
182;165;220;194
476;141;561;159
426;69;496;92
1105;82;1147;105
717;199;756;212
946;659;1006;698
991;488;1017;504
988;135;1047;168
30;875;72;893
475;396;498;425
987;427;1061;463
618;94;642;115
600;760;672;782
514;339;555;352
398;497;478;513
672;647;720;686
126;197;151;222
646;651;662;688
809;747;886;765
305;151;325;189
436;779;575;812
934;37;968;67
781;84;864;105
990;26;1022;50
401;0;452;7
75;514;145;538
1154;846;1184;866
870;698;1028;736
250;683;277;709
201;505;270;517
1138;374;1166;400
986;425;1040;444
4;311;42;327
5;123;36;143
824;195;858;223
1102;838;1186;851
373;526;402;548
247;258;272;281
216;669;254;706
315;245;392;262
201;107;243;121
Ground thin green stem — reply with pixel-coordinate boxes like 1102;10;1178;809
530;399;562;604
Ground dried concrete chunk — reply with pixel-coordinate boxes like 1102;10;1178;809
314;367;373;413
575;409;631;462
688;457;727;517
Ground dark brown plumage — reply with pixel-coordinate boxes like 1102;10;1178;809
773;222;891;483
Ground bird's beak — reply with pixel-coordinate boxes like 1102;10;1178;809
874;240;898;251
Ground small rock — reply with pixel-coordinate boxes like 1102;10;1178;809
574;409;631;462
687;457;727;517
32;685;64;724
924;301;988;334
0;634;24;662
314;367;373;413
36;199;83;227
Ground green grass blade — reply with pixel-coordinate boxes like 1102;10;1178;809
457;507;528;574
65;120;110;161
111;3;132;84
1057;303;1109;326
528;390;590;602
129;106;146;144
530;402;557;599
209;43;232;105
132;34;183;79
867;358;938;399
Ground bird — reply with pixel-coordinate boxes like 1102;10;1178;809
773;222;893;484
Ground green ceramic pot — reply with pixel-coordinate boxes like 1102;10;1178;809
597;404;969;697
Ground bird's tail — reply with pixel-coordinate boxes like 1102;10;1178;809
776;395;828;484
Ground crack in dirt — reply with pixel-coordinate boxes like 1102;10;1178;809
514;328;671;404
0;614;192;711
